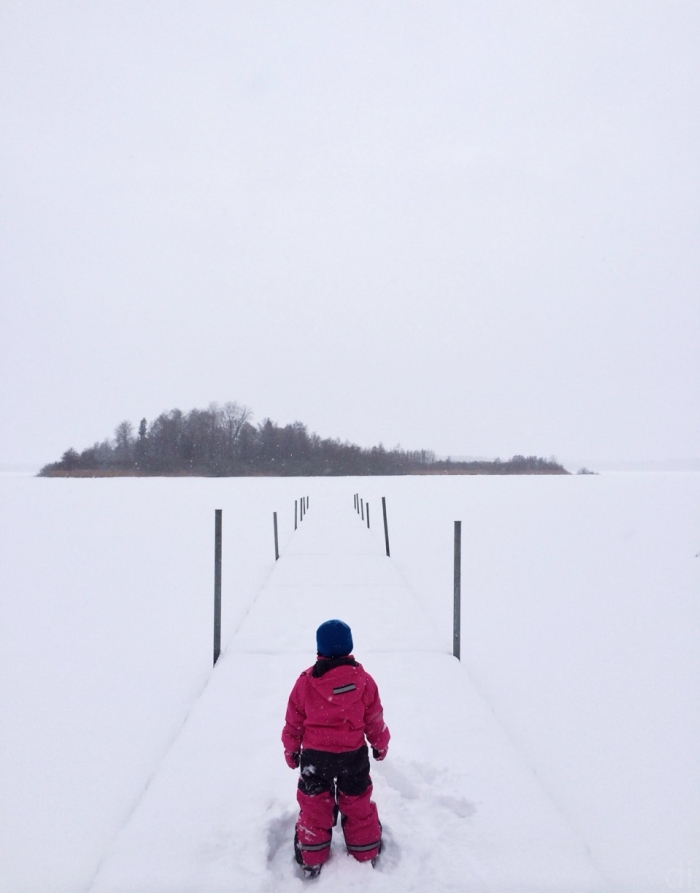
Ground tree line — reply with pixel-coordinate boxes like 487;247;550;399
39;402;568;477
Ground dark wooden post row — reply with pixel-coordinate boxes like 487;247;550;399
214;509;222;667
453;520;462;660
295;500;298;530
273;511;279;561
360;498;364;521
366;502;370;528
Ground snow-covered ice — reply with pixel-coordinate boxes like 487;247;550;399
1;474;698;892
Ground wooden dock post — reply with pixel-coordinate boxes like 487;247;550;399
453;521;462;660
213;509;222;666
382;497;390;557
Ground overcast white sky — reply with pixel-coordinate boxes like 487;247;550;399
1;1;698;468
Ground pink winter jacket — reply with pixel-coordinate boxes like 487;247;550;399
282;657;391;755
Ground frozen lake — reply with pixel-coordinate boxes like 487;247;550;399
1;472;698;892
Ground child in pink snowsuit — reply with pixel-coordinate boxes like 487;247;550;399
282;619;390;878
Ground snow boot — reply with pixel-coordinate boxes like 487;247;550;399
302;864;322;879
295;832;327;879
371;823;383;868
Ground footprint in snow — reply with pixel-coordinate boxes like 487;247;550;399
411;761;440;784
266;808;296;864
377;761;419;799
436;795;476;818
378;760;477;818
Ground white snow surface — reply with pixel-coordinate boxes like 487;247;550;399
1;474;698;893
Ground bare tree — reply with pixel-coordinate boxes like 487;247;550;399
222;402;251;452
114;420;134;463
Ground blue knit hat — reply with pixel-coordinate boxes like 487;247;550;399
316;619;353;657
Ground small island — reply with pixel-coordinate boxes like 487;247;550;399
39;402;569;477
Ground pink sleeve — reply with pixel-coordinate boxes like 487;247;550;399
362;672;391;751
281;675;306;753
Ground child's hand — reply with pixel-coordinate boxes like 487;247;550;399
285;750;300;769
372;747;387;761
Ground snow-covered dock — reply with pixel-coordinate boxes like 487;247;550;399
88;496;605;893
